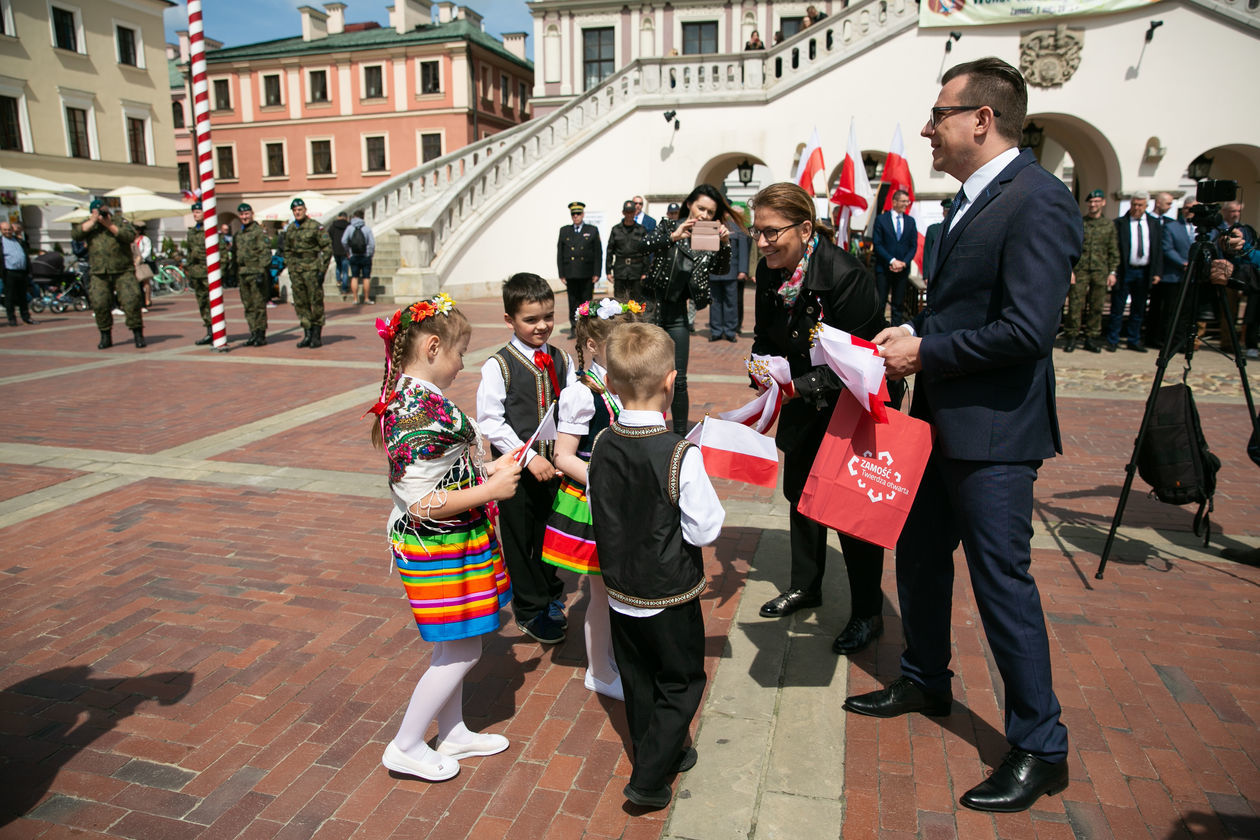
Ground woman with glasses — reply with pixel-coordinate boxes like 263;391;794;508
749;182;902;657
641;183;737;434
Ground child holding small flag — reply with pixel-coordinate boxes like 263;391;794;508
588;323;725;810
368;294;520;782
542;297;643;701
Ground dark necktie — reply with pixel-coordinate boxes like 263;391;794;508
533;350;560;401
1136;219;1145;258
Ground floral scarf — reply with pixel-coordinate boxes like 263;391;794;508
776;233;819;306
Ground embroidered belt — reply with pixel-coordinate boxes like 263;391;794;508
606;578;705;609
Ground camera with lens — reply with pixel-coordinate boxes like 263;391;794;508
1186;178;1237;235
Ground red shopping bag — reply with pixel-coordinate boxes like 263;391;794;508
797;390;934;550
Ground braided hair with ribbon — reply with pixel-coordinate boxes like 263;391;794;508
573;297;644;393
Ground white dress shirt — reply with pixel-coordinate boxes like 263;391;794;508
1128;215;1150;267
475;336;577;467
949;145;1021;233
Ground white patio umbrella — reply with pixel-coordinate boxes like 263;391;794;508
55;188;190;224
252;191;342;222
0;166;87;195
14;190;82;207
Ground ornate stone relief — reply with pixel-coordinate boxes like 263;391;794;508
1019;25;1083;88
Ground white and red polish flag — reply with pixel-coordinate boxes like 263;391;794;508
687;417;780;488
514;403;557;463
718;355;793;433
809;324;891;423
830;118;872;247
794;127;826;196
880;124;925;272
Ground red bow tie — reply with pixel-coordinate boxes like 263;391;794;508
533;350;560;401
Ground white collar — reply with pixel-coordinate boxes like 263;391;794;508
959;146;1021;208
588;360;607;378
510;335;549;357
398;373;442;395
618;408;666;427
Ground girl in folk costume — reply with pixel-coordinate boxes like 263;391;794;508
369;294;523;782
541;298;642;701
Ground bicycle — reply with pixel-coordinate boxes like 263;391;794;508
152;263;187;295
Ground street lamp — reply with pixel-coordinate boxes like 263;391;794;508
1187;154;1213;181
736;159;754;187
1020;121;1044;150
862;153;879;182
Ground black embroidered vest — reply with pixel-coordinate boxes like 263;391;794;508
491;343;569;460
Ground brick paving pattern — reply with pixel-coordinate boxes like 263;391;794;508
0;292;1256;839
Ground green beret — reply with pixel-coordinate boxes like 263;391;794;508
237;203;252;212
89;198;105;211
190;201;202;210
290;198;305;209
1087;189;1105;200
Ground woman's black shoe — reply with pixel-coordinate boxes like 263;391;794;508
832;615;884;655
759;589;822;618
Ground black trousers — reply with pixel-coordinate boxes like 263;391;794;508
563;276;594;326
497;469;562;623
609;599;706;792
782;411;885;618
876;268;910;325
3;268;30;320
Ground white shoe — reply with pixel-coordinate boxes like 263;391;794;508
434;732;510;760
584;669;625;702
1247;348;1259;360
381;741;459;781
111;307;123;315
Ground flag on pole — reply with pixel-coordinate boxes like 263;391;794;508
808;324;892;423
515;404;557;463
689;417;780;488
830;118;872;248
794;127;826;196
880;124;915;212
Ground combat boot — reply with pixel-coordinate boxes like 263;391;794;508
195;331;213;346
133;328;146;348
297;328;312;348
243;332;258;347
309;325;322;348
98;330;112;350
254;331;267;346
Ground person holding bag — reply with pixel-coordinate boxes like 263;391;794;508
749;182;901;655
641;184;735;434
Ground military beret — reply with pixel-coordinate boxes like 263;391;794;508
190;201;203;210
622;200;636;213
568;201;585;213
237;202;252;212
1087;189;1105;200
290;197;306;209
89;198;105;211
940;197;954;210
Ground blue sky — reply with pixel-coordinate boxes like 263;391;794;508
164;0;535;58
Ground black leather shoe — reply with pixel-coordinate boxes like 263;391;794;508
1062;339;1075;353
132;329;146;348
1127;341;1147;353
195;332;213;346
297;328;312;348
671;746;698;774
6;317;16;327
959;749;1068;812
98;331;112;350
623;782;672;810
22;316;34;325
832;615;884;655
843;676;952;718
1104;342;1118;352
1083;338;1102;353
759;589;822;618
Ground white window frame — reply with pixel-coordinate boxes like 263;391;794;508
48;1;85;54
675;14;724;56
416;128;444;164
307;136;335;177
58;86;97;160
360;62;387;101
259;72;285;108
361;132;388;174
0;0;17;39
210;76;232;111
213;142;237;181
261;138;288;179
113;19;145;69
305;66;331;105
416;58;443;97
0;74;33;152
120;99;154;166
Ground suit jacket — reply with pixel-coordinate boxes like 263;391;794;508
872;210;917;271
556;223;602;279
922;222;944;284
1160;217;1195;284
912;148;1082;462
636;213;657;234
1114;212;1163;281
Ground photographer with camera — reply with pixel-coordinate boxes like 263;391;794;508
1214;226;1260;359
72;198;143;349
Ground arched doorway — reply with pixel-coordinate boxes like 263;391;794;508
694;152;772;211
1183;143;1260;229
1021;113;1121;207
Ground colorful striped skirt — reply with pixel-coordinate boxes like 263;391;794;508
390;507;512;642
541;476;600;575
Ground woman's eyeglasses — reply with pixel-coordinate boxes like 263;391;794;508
750;221;804;244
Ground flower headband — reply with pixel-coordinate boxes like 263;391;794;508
576;298;644;319
367;292;458;428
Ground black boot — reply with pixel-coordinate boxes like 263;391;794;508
309;325;322;348
195;330;213;346
296;328;312;348
98;330;112;350
133;328;146;348
254;330;267;346
243;331;259;347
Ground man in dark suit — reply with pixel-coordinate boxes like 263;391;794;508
921;196;952;286
632;195;657;234
1106;190;1163;352
556;201;602;331
872;189;918;325
844;57;1079;813
1155;198;1198;347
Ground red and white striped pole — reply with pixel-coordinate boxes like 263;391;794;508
188;0;227;349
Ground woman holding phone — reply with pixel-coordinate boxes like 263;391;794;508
641;183;738;433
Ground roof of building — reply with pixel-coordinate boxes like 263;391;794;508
168;58;184;89
203;19;532;72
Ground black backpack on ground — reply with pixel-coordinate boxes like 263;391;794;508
348;225;367;256
1136;382;1221;545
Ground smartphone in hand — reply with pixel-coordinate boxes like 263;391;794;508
690;220;720;251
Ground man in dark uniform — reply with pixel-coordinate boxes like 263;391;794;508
606;199;647;301
73;198;142;349
556;201;602;330
184;202;214;346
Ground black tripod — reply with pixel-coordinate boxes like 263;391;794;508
1096;228;1259;579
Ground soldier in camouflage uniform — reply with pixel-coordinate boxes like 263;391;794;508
73;198;143;349
281;197;332;348
233;203;272;346
1062;188;1120;353
184;202;214;346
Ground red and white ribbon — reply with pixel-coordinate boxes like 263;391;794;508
808;324;890;423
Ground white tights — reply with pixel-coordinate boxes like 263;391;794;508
585;576;618;683
393;635;482;754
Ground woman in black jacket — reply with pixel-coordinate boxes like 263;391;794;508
641;183;736;434
750;182;902;655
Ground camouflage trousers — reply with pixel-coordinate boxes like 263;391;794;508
239;269;269;333
1064;269;1110;341
188;271;211;331
89;270;142;331
289;266;325;329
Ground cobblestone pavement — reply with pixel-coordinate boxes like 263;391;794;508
0;292;1256;839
